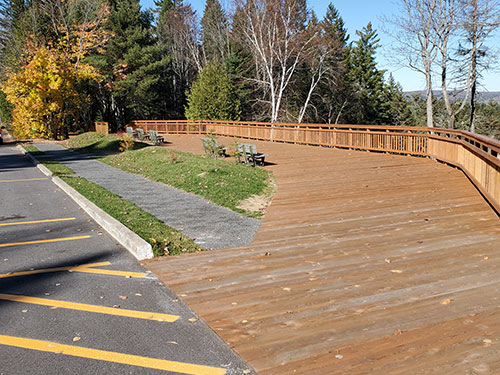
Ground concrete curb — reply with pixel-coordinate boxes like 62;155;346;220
17;143;154;260
52;177;153;260
16;144;53;176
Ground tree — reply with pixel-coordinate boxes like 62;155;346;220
201;0;229;63
314;3;350;124
388;0;443;127
3;45;99;139
346;23;388;124
384;74;414;126
185;60;240;121
234;0;316;123
157;0;201;118
458;0;500;132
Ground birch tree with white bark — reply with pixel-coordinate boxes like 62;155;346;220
234;0;316;123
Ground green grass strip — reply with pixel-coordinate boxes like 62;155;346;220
61;176;202;256
65;132;148;154
23;144;75;176
101;146;272;218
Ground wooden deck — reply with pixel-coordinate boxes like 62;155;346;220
144;135;500;374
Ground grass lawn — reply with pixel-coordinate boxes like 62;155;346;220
65;132;149;154
23;144;76;176
101;146;273;218
62;177;202;256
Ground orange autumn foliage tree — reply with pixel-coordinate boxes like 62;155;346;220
3;46;99;139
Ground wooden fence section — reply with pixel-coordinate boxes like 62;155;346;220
91;121;109;134
128;120;500;213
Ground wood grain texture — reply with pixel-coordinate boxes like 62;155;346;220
144;135;500;374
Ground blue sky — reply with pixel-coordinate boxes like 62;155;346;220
139;0;500;92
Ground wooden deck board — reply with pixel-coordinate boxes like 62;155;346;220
144;135;500;374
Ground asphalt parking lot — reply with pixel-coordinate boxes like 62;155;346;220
0;143;254;375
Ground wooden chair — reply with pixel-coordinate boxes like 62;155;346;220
126;126;137;138
148;130;165;145
201;137;227;157
136;128;149;141
237;143;267;166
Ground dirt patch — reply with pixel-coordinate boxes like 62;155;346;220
237;176;277;216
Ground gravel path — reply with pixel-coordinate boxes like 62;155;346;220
34;143;261;250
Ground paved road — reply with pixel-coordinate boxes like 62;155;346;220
34;143;260;250
0;143;254;375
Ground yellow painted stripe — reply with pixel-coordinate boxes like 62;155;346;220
0;178;48;182
0;217;76;227
0;235;91;248
0;335;226;375
71;266;148;278
0;294;179;322
0;262;147;279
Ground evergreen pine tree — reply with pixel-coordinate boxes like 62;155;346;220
315;3;351;124
87;0;172;127
384;74;413;126
185;60;240;121
346;22;387;124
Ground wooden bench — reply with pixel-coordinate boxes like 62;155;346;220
201;137;227;157
236;143;267;166
126;126;137;138
148;130;165;145
136;128;149;141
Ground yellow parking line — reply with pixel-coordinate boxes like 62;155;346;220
0;235;91;248
0;294;179;322
0;335;226;375
71;266;148;278
0;262;147;279
0;218;76;227
0;178;48;182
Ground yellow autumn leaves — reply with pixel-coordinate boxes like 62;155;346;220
2;46;100;140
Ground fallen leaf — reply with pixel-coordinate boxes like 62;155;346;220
231;302;238;305
390;270;403;274
440;299;452;305
241;319;248;324
243;370;251;374
21;309;28;313
483;256;489;260
134;293;142;297
188;318;198;322
45;229;51;233
50;306;58;310
119;296;127;300
394;329;403;336
73;337;81;342
167;341;178;345
112;305;120;308
385;259;391;264
283;287;291;292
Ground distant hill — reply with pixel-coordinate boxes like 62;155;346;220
405;90;500;105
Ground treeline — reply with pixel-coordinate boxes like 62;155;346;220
0;0;499;139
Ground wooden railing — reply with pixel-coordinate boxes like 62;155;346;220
128;120;500;214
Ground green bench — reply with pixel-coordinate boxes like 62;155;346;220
236;143;267;166
201;137;227;157
136;128;149;141
126;126;137;138
148;130;165;145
